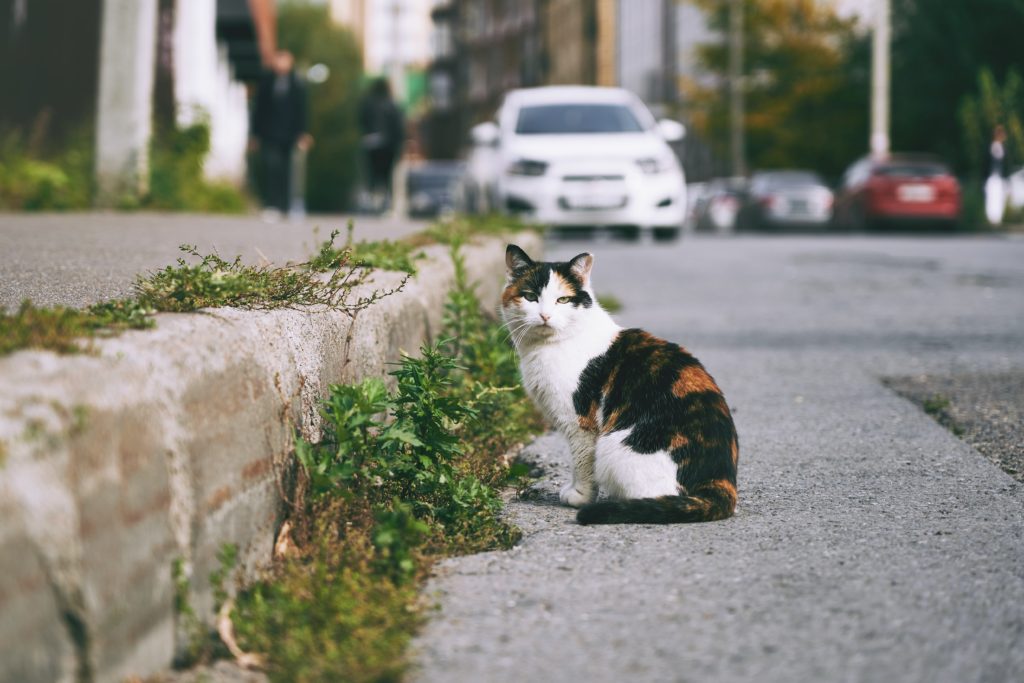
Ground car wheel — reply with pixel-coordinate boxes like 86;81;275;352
652;226;681;242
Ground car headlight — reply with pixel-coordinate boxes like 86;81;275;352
507;159;548;176
636;156;675;175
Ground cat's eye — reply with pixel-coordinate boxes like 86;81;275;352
522;292;538;302
556;296;572;304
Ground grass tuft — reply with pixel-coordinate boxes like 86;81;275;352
309;222;424;275
0;299;154;355
134;239;395;314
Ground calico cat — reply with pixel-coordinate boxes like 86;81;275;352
501;244;738;525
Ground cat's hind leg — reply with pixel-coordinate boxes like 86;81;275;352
594;430;679;500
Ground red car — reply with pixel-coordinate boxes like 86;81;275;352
834;154;961;230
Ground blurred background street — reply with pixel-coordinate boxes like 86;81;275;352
3;1;1024;681
2;0;1023;232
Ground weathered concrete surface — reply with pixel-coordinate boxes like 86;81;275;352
410;234;1024;683
0;231;540;683
0;212;427;311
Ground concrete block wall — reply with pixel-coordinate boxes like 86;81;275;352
0;235;539;683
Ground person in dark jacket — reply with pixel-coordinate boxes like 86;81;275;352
358;77;404;212
250;50;312;217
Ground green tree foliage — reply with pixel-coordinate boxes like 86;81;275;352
277;2;363;211
690;0;869;179
891;0;1024;172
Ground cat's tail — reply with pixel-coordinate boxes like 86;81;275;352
576;480;736;525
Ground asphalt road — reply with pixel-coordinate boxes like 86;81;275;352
0;212;425;311
411;232;1024;683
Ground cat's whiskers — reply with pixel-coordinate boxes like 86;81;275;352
499;318;532;345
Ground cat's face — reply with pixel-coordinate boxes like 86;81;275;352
501;244;595;342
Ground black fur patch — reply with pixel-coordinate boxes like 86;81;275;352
572;328;739;524
503;246;593;308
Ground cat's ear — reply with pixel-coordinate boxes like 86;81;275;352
569;252;594;285
506;244;534;275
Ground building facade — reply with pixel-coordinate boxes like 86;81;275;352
0;0;272;203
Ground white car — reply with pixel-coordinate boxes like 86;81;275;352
464;86;687;240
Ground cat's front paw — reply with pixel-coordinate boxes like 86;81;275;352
559;483;595;508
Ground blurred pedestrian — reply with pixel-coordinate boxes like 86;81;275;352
358;78;404;213
985;124;1008;225
250;50;313;221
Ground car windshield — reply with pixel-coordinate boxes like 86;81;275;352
756;171;824;188
515;104;645;135
875;163;948;177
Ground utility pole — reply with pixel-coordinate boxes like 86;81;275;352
728;0;745;177
870;0;891;158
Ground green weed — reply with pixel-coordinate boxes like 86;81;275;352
230;243;543;681
1;232;400;357
922;395;951;415
309;223;424;275
147;121;247;213
419;213;541;246
0;299;154;356
171;558;210;667
597;294;624;313
135;240;395;313
0;127;93;210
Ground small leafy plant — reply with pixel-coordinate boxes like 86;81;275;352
229;243;544;681
309;223;424;275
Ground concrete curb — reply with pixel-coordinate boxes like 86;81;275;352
0;233;540;683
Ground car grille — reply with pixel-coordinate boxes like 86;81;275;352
562;175;625;182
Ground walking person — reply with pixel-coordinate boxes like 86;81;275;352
985;124;1008;226
250;50;313;221
358;78;404;213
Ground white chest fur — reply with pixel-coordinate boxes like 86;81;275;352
517;315;620;430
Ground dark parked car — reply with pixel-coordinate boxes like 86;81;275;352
833;154;961;230
406;161;464;218
737;170;834;230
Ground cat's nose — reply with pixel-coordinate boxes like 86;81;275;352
540;313;551;323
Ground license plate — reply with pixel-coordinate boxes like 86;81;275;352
789;199;809;214
564;194;627;210
897;184;936;202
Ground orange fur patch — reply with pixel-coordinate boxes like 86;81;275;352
549;271;576;298
670;433;690;450
671;366;719;397
501;285;522;306
601;406;623;434
578;402;599;432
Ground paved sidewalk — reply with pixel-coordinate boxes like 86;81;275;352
411;234;1024;683
0;212;425;310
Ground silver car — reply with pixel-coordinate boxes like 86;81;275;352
738;170;834;230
